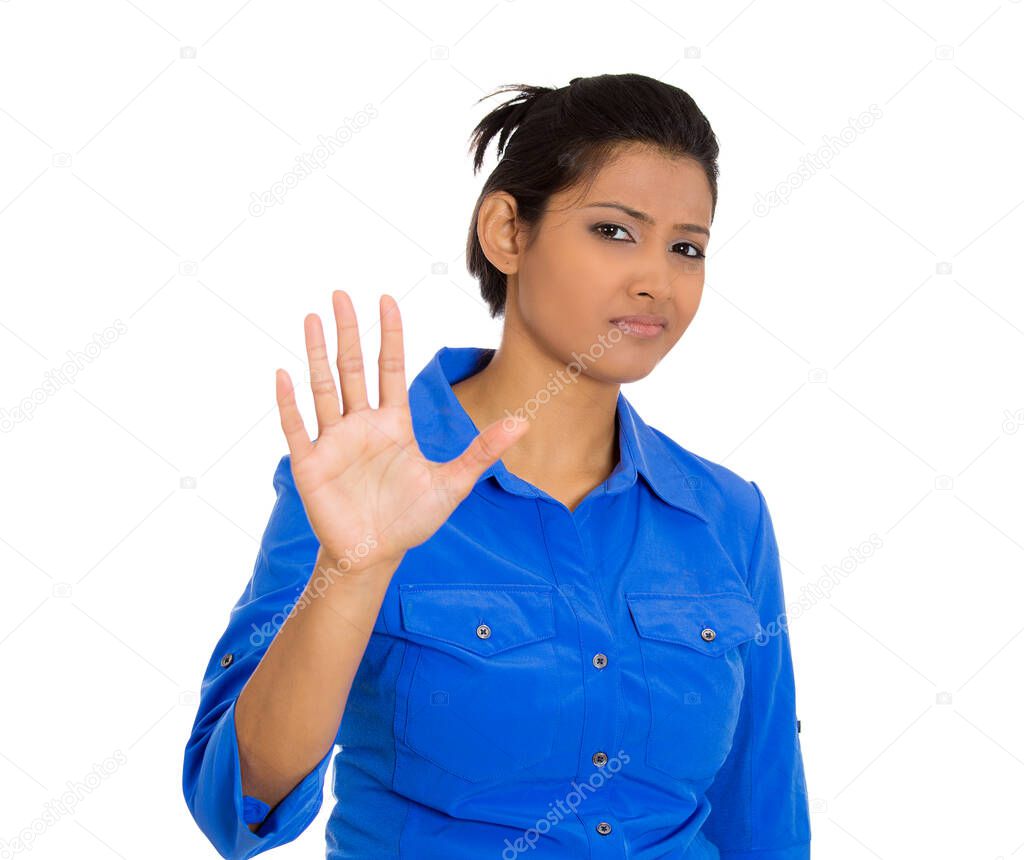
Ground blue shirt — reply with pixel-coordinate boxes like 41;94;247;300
182;345;811;859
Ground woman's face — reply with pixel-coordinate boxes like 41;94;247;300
505;144;713;383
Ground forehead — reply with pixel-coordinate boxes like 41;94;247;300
556;145;713;224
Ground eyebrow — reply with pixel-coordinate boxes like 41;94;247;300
582;201;710;237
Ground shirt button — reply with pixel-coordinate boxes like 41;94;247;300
592;653;608;668
219;653;234;668
592;751;608;767
700;627;716;642
596;821;613;835
476;624;491;639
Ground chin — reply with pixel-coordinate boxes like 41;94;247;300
591;351;663;385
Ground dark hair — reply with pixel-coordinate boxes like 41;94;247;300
464;73;720;318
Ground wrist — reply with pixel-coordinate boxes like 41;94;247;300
312;546;402;583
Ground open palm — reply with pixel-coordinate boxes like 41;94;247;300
274;291;528;573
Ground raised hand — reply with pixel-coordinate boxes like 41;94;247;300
274;290;528;576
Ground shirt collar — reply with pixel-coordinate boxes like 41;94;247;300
409;346;709;523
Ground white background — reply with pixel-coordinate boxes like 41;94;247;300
1;1;1023;857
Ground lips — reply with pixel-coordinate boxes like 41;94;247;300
610;315;668;338
610;314;668;327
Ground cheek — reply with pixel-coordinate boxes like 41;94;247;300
520;248;606;319
677;267;705;306
670;282;704;334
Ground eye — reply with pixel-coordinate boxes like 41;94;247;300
591;223;706;259
673;241;706;259
592;223;631;242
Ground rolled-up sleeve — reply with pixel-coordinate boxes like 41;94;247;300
181;454;335;859
702;480;812;859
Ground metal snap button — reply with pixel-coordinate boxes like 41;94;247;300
596;821;612;835
700;627;716;642
219;652;234;668
476;624;491;639
592;652;608;669
592;751;608;767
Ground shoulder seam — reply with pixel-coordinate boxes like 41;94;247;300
743;480;767;590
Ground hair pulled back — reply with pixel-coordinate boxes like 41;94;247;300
465;73;720;318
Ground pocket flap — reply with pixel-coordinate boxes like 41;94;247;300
399;583;556;657
625;591;760;656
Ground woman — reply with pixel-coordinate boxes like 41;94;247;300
182;73;811;859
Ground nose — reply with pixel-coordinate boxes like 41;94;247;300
631;250;701;302
630;266;672;303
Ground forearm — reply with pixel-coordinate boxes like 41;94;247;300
234;547;400;818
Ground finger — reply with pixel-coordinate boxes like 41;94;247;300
442;413;530;498
275;368;313;463
378;294;408;410
304;313;343;436
333;290;369;414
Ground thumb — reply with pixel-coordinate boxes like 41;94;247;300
442;414;530;499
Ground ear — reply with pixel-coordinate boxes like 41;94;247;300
476;191;527;275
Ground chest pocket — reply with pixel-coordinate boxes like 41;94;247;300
626;591;761;781
395;583;561;784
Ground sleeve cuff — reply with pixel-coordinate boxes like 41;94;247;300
242;795;272;827
189;696;334;857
